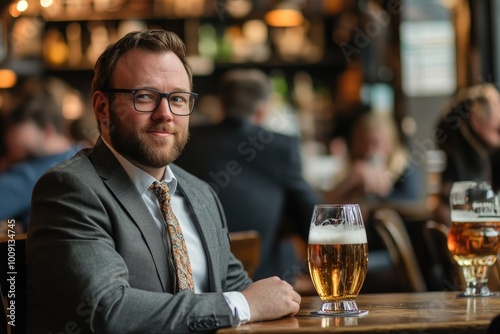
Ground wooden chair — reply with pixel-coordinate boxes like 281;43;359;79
424;220;465;290
0;234;27;244
372;209;427;292
229;230;261;279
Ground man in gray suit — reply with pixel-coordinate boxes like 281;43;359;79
26;29;300;333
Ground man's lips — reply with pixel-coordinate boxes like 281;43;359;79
147;128;174;137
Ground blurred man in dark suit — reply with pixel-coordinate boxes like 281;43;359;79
176;69;323;280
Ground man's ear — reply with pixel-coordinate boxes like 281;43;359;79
251;101;268;126
92;91;109;134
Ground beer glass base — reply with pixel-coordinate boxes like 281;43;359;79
457;283;500;297
458;288;500;298
458;292;500;297
310;300;369;317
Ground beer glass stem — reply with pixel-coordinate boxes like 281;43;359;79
320;300;359;314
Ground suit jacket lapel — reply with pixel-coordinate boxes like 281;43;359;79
90;139;171;291
172;165;223;292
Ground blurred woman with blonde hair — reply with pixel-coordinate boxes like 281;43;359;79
327;111;419;203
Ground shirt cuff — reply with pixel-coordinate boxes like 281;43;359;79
223;291;251;327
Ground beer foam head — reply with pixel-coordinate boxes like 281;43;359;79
451;210;500;222
308;225;367;245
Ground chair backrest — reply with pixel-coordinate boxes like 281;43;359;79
0;238;27;334
0;234;27;244
424;220;465;290
373;209;427;292
229;230;261;279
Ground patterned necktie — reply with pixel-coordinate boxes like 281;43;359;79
149;181;195;292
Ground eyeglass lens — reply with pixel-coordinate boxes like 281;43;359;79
134;89;195;114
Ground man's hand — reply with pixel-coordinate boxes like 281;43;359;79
241;276;301;322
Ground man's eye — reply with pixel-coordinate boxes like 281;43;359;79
170;94;188;104
136;92;156;101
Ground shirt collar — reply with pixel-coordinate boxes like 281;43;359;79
102;138;178;195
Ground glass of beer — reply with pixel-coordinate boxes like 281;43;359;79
447;181;500;297
307;204;368;316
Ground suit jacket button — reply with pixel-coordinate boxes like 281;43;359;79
188;322;199;331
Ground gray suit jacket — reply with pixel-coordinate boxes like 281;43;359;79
26;139;252;333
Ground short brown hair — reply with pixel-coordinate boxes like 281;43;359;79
91;29;193;93
219;69;271;119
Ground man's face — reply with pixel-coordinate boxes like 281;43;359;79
98;49;191;172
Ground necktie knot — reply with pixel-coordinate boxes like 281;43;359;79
149;180;170;200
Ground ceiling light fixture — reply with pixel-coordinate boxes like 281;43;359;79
264;1;304;27
16;0;28;12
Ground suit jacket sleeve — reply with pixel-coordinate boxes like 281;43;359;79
26;148;251;334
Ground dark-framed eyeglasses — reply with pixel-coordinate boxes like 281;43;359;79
101;88;198;115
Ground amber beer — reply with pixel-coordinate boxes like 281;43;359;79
447;220;500;283
308;226;368;301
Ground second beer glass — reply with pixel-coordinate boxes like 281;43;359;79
307;204;368;316
448;181;500;297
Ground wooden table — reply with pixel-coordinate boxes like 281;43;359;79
216;291;500;333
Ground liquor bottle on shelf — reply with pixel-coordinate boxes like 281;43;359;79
44;27;69;66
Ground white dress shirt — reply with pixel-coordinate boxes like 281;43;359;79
102;140;250;325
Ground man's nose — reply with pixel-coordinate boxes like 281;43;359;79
152;98;174;120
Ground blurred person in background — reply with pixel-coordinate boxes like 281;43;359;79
434;83;500;226
0;90;78;231
176;68;323;281
325;111;421;293
326;111;420;205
